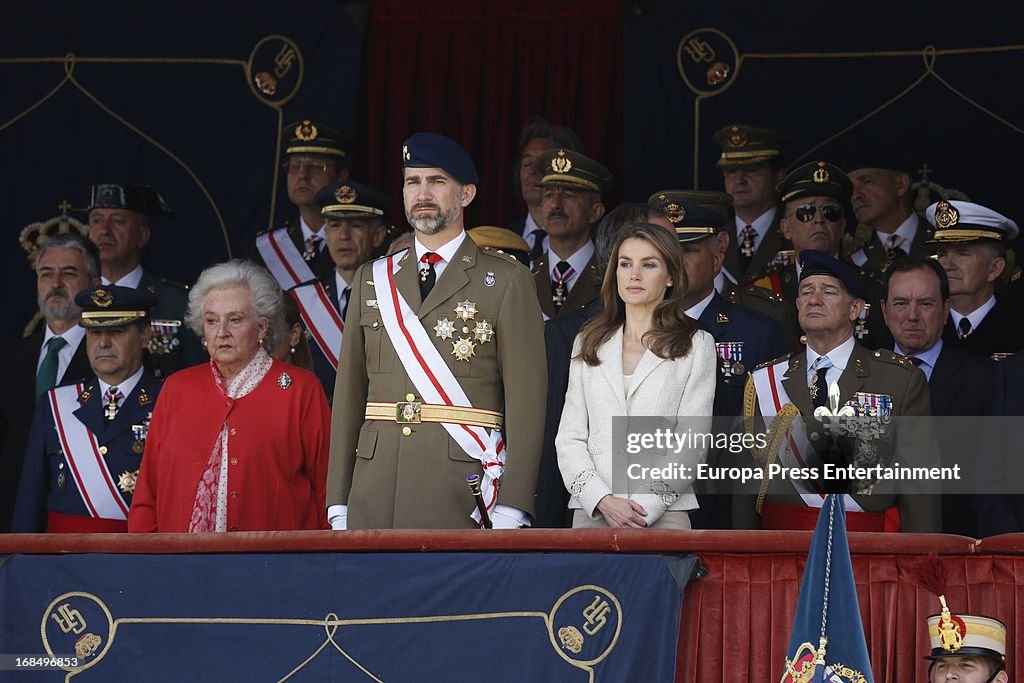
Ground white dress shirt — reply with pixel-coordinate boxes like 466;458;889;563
805;335;856;391
38;323;86;384
548;240;595;293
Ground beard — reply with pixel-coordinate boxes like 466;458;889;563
38;287;81;322
406;202;461;235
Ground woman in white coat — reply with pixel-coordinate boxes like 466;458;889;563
557;223;716;528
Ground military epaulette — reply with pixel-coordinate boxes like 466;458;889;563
754;352;793;371
157;276;190;290
744;284;783;304
22;311;44;338
477;247;523;269
870;348;915;369
1012;267;1022;283
478;247;523;264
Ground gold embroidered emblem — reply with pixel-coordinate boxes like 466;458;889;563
727;126;747;147
434;317;456;340
57;472;65;488
551;149;573;174
452;337;476;361
558;625;584;654
277;372;292;389
75;633;103;659
117;470;138;494
295;120;318;141
716;312;729;323
402;145;411;161
938;596;964;652
79;387;92;403
454;300;478;321
138;388;151;406
91;289;113;308
253;71;278;96
473;320;494;343
664;202;686;224
935;201;960;228
335;185;357;204
812;161;830;184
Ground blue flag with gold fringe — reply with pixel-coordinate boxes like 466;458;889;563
781;495;875;683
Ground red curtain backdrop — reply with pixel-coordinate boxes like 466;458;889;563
358;0;624;231
680;551;1023;682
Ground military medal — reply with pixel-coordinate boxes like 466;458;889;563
117;470;139;495
715;341;744;383
552;283;567;308
473;320;494;344
434;317;456;340
104;395;119;422
132;440;145;454
452;337;476;361
854;303;871;340
147;319;182;355
739;227;756;258
454;300;478;321
419;264;431;281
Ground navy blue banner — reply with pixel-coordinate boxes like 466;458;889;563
0;552;692;681
0;1;366;334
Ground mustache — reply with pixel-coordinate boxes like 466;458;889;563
547;209;568;220
46;287;69;300
412;203;439;211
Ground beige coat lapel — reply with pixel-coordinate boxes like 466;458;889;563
625;347;667;404
838;343;870;406
392;248;423;312
419;236;474;318
597;328;628;414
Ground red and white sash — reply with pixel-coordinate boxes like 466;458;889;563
372;254;505;524
48;384;130;520
290;283;344;370
256;229;314;290
751;360;863;512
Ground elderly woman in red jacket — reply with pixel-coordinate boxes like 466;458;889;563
128;260;330;532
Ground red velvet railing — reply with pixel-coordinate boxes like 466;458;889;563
2;530;1020;683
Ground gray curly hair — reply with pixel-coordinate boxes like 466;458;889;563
185;259;286;352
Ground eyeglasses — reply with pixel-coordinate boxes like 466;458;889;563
792;203;844;223
281;160;330;174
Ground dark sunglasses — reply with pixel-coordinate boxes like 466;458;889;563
793;203;844;223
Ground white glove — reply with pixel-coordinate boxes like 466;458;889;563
327;504;348;531
490;504;531;529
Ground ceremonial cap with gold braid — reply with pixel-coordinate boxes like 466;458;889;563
925;200;1019;244
75;285;157;329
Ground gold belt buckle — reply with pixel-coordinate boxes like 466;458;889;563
396;401;422;423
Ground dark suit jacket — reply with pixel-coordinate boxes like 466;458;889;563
975;352;1024;535
0;330;91;532
250;221;336;285
534;298;603;528
689;292;788;529
12;371;162;532
927;343;998;536
942;296;1023;359
138;269;205;379
532;251;602;319
723;210;789;286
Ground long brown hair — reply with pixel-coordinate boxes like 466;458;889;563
577;223;697;365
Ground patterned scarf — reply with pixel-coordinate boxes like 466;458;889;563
188;347;273;532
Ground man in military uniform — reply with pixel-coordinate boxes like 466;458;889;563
736;250;940;532
532;148;612;319
252;119;350;290
925;599;1008;683
84;183;203;378
712;123;791;288
846;161;935;277
764;161;889;350
510;116;586;267
0;233;99;532
650;193;789;529
880;256;998;536
930;200;1023;359
290;180;389;398
327;132;546;529
12;285;162;533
